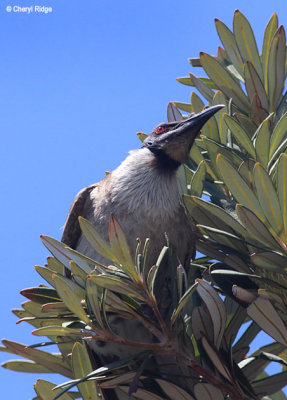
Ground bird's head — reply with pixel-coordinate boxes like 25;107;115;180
142;105;224;167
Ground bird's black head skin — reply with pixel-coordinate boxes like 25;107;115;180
142;105;224;169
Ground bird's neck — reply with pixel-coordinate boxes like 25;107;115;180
110;148;181;219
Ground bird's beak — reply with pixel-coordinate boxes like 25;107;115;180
156;104;224;164
173;104;224;135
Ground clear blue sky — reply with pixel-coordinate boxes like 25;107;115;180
1;1;287;398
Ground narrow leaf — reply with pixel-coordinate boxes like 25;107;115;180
79;217;115;263
72;342;101;400
196;279;226;348
189;72;214;103
34;379;74;400
244;61;269;111
167;102;182;122
262;13;279;92
215;18;244;78
269;112;287;159
268;26;286;111
171;282;198;325
194;383;224;400
2;360;52;373
277;153;287;236
157;379;196;400
2;339;72;378
86;275;105;330
253;162;283;235
201;336;234;382
247;297;287;345
223;114;256;157
108;214;138;280
52;275;92;327
200;52;250;113
233;10;263;81
236;204;282;250
190;161;206;197
254;118;271;168
217;154;264;218
252;370;287;396
185;195;247;237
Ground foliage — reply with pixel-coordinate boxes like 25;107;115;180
2;10;287;400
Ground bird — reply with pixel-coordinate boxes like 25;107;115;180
61;105;223;397
62;105;222;268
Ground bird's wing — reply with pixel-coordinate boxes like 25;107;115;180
61;183;97;249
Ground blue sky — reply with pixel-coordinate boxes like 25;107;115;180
1;0;287;398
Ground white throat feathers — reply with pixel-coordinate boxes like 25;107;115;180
109;148;181;220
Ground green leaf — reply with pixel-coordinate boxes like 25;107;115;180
254;118;271;168
247;297;287;345
34;379;74;400
233;113;258;138
269;112;287;159
32;326;85;337
156;379;196;400
216;154;264;218
215;18;244;78
35;266;56;287
172;101;192;113
41;236;97;274
236;204;282;250
251;252;287;274
2;339;72;378
189;72;214;103
224;300;247;346
268;26;286;111
108;214;138;280
41;235;74;271
212;91;228;144
52;275;92;327
88;273;145;302
189;141;205;165
85;275;105;330
20;287;61;304
70;260;86;286
72;342;101;400
201;114;220;142
190;161;206;197
196;279;226;348
262;13;279;92
233;10;263;81
185;195;247;237
201;336;234;382
46;256;65;274
244;61;269;111
223;114;256;157
194;383;224;400
190;92;204;113
197;225;247;253
277;153;287;236
167;102;182;122
252;370;287;396
176;76;193;86
233;321;261;353
171;282;198;325
2;360;53;373
200;52;250;113
238;159;255;186
137;132;147;143
191;306;213;343
79;216;115;263
253;162;283;236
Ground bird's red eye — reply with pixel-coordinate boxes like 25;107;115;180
156;126;166;134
